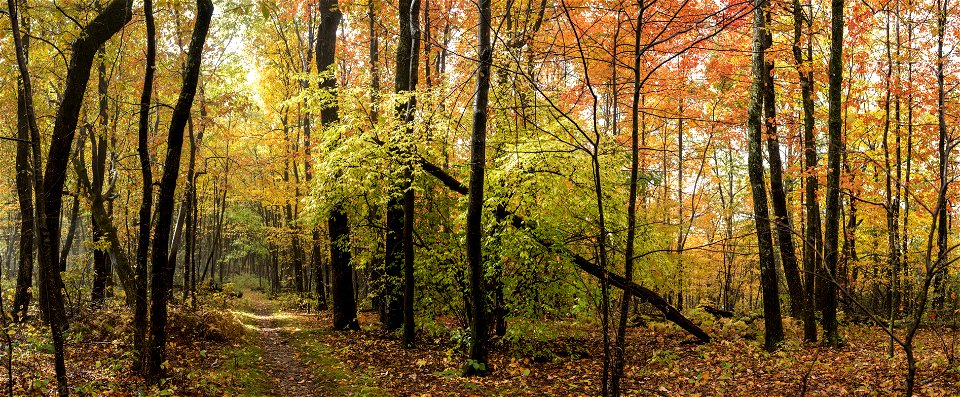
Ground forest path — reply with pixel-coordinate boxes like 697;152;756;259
237;292;342;397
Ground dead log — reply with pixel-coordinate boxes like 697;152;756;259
701;305;734;319
418;157;711;343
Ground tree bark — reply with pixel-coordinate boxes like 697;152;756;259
464;0;492;374
90;54;111;307
747;0;784;352
611;6;643;395
932;0;950;311
793;0;820;343
822;0;845;347
384;0;421;332
6;0;134;393
146;0;212;382
402;0;422;348
12;13;34;319
762;56;804;319
135;3;156;355
317;0;357;331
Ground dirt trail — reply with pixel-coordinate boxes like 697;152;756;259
246;296;329;396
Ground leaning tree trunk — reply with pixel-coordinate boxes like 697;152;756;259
317;0;358;331
146;0;212;383
762;54;804;319
6;0;134;394
747;0;784;352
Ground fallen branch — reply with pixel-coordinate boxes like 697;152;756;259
418;156;711;343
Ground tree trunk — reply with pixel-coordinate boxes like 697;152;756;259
402;0;422;347
611;6;643;394
317;0;357;331
822;0;845;347
932;0;950;311
464;0;492;375
133;0;155;363
146;0;212;383
793;0;820;343
6;0;134;393
747;0;784;352
12;16;35;319
91;54;111;307
762;55;804;319
384;0;421;332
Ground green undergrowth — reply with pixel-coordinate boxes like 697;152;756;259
178;343;271;396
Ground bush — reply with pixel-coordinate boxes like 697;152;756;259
168;306;246;343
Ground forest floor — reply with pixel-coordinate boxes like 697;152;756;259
6;291;960;395
224;292;960;396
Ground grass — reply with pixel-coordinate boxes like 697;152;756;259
283;327;387;397
235;290;387;396
187;343;272;396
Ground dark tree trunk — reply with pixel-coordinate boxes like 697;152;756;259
611;7;642;394
762;56;804;319
793;0;820;343
6;0;134;394
318;0;357;331
822;0;845;347
134;0;156;354
402;0;422;347
464;0;492;375
747;0;784;352
12;20;35;320
133;0;155;369
300;10;327;310
384;0;421;332
91;55;111;308
146;0;212;383
932;0;950;311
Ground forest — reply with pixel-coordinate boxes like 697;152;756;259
1;0;960;395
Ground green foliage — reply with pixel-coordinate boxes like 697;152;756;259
649;349;681;366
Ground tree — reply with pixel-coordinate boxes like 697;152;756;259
463;0;493;375
6;0;134;393
822;0;845;348
792;0;820;343
11;0;34;322
746;0;784;352
317;0;358;331
133;0;157;370
147;0;213;382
